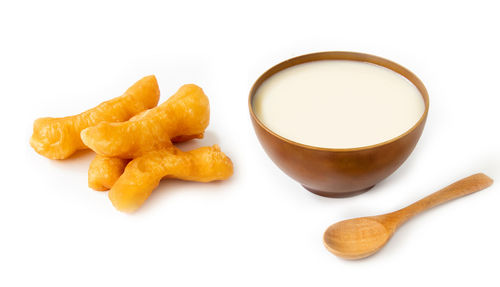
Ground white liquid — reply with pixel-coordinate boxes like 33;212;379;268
253;60;425;149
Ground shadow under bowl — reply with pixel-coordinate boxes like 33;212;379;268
248;51;429;198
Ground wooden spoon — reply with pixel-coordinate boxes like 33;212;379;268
323;173;493;259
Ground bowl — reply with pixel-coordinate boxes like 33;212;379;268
248;51;429;197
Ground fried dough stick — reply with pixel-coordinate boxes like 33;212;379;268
81;84;209;159
87;100;205;191
30;75;160;159
88;134;204;191
109;145;233;213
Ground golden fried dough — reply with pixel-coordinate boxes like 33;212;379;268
30;75;160;159
88;155;130;191
88;110;148;191
87;109;205;191
31;77;232;213
81;84;209;159
88;134;205;191
109;145;233;213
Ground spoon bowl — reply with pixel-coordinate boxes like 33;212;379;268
324;217;392;260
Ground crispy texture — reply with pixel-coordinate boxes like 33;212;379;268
87;110;148;191
87;106;205;191
30;75;160;159
88;155;130;191
109;145;233;213
81;84;210;159
88;134;205;191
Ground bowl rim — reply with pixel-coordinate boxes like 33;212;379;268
248;51;430;152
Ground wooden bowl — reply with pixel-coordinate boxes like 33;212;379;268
248;51;429;197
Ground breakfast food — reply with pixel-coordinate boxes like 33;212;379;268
87;108;204;191
249;52;429;198
30;75;160;159
87;84;231;213
253;60;425;148
87;109;150;191
89;131;205;191
32;76;232;212
109;145;233;213
81;84;210;158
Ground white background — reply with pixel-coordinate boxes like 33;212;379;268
1;0;499;286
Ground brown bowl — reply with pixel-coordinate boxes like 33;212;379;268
249;51;429;197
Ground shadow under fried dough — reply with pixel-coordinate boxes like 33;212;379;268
132;178;233;215
174;130;221;151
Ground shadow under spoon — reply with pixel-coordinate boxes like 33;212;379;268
323;173;494;259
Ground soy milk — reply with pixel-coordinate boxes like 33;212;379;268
253;60;425;148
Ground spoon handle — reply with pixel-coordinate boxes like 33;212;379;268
385;173;493;229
